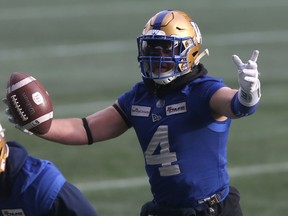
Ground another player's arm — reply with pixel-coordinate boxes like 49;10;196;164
39;102;129;145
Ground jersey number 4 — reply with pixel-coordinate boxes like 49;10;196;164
144;125;180;176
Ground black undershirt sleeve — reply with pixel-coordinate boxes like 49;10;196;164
112;103;131;128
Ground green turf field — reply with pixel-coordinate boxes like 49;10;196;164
0;0;288;215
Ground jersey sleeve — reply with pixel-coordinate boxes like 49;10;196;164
47;182;98;216
185;77;227;121
117;82;142;126
192;76;227;103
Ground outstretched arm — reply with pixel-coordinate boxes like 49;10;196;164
210;50;261;119
3;97;129;145
38;118;87;145
39;103;129;145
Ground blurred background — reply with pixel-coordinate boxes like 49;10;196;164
0;0;287;215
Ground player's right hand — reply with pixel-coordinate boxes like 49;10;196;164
2;98;33;135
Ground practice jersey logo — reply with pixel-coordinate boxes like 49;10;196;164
166;102;187;116
152;114;162;122
131;105;151;117
1;209;26;216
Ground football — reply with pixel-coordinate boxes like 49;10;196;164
6;72;53;135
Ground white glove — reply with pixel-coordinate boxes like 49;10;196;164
2;98;33;135
232;50;261;106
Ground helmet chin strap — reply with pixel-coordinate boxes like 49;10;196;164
153;69;176;85
194;49;209;65
149;48;209;85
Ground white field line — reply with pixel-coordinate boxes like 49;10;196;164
0;30;288;62
0;2;161;21
75;162;288;192
0;41;134;61
0;1;287;20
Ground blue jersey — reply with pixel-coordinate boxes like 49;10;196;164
0;142;98;216
0;142;66;216
118;76;231;208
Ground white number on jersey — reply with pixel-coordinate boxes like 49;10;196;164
144;125;180;176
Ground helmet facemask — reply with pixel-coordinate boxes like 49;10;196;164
138;34;189;85
0;125;9;174
137;10;208;85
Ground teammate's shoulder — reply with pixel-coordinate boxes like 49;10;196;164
7;140;25;148
7;141;28;160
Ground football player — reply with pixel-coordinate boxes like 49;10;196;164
0;123;98;216
4;10;261;216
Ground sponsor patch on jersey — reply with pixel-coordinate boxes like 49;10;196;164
166;102;187;116
1;209;26;216
131;105;151;117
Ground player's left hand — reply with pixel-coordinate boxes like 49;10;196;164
232;50;260;93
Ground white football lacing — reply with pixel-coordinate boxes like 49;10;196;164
10;94;28;121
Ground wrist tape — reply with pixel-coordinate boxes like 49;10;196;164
231;88;261;117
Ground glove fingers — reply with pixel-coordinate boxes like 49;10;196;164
247;60;257;69
8;117;17;124
4;108;17;124
7;113;17;123
244;76;257;83
249;50;259;62
15;125;33;135
242;68;258;77
2;98;8;105
232;55;244;68
4;108;11;116
243;77;259;92
2;97;33;135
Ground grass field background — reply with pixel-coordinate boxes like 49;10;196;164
0;0;288;215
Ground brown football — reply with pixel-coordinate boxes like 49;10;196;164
6;72;53;135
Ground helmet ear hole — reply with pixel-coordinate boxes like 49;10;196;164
192;51;198;57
